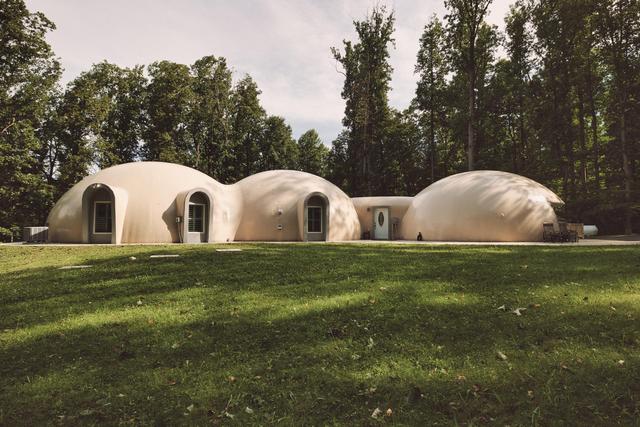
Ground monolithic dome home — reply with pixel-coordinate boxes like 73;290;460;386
46;162;564;243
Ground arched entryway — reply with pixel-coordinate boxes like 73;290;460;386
82;184;116;244
303;193;329;241
184;191;211;243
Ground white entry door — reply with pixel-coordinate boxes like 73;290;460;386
373;207;389;240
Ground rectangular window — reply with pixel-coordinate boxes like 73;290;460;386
307;206;322;233
94;201;112;233
188;203;205;233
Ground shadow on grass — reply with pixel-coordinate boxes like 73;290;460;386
0;244;639;425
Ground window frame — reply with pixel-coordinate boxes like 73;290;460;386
306;206;323;233
93;201;113;234
188;202;206;233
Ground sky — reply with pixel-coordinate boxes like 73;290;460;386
25;0;513;146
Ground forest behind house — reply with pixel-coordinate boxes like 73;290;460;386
1;0;639;240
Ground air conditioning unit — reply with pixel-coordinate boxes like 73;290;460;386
23;226;48;242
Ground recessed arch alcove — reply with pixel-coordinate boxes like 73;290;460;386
81;183;126;244
176;188;215;243
302;192;330;242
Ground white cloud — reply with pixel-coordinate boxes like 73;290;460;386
26;0;513;145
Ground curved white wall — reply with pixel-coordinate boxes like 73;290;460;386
47;162;242;243
401;170;563;242
48;164;564;243
234;170;361;241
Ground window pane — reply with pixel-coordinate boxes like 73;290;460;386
188;204;204;233
94;202;112;233
307;207;322;233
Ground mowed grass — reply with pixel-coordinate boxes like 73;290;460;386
0;244;639;426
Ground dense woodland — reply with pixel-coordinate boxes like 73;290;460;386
1;0;638;240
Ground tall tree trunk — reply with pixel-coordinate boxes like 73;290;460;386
518;92;526;173
430;108;436;183
585;54;600;190
586;63;600;190
620;111;633;234
467;68;475;170
577;88;588;192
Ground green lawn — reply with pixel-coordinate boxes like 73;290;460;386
0;244;639;425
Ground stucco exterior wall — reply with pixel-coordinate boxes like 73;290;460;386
47;162;242;243
234;170;361;241
401;170;564;242
47;163;564;243
351;196;413;239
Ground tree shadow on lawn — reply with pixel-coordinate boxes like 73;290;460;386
0;245;640;328
0;244;639;424
1;286;639;423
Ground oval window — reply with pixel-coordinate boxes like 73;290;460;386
378;211;385;226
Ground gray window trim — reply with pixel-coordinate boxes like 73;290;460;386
188;202;206;233
307;206;323;233
93;201;113;234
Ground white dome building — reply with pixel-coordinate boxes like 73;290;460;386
47;163;361;244
401;170;564;241
47;163;563;244
47;162;242;244
234;170;361;241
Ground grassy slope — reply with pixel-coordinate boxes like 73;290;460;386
0;244;638;426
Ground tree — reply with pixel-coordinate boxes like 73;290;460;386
189;55;233;180
503;1;532;173
594;0;640;234
415;15;448;183
331;6;395;195
143;61;193;165
228;75;266;181
259;116;298;171
326;131;350;191
296;129;329;176
0;0;61;238
445;0;493;170
96;63;146;168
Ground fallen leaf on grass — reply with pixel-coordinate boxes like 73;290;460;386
385;408;393;417
512;307;526;316
497;305;507;311
245;407;254;414
617;360;625;366
186;404;194;413
371;408;382;419
496;351;508;361
560;364;575;373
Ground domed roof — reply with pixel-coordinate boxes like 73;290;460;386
47;162;242;243
234;169;360;241
402;170;564;242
